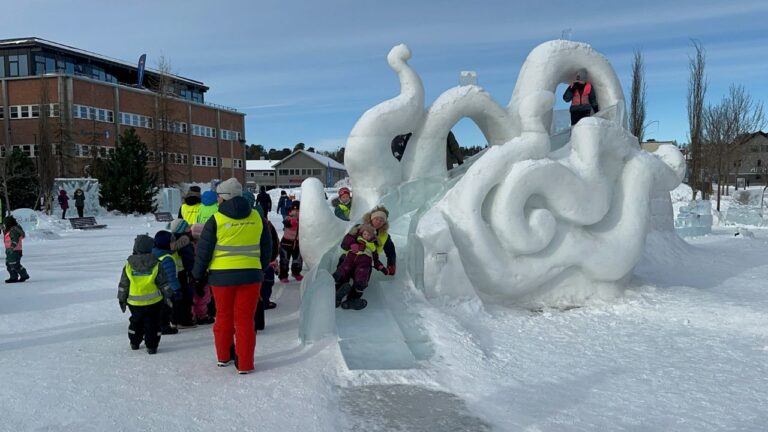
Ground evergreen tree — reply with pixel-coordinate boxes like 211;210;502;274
101;128;157;214
4;148;39;210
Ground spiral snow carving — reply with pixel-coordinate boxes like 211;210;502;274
299;40;685;312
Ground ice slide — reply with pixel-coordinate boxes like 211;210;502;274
296;40;685;370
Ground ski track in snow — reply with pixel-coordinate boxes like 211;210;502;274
1;213;768;431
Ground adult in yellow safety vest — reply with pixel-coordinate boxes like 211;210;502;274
191;178;272;375
179;185;202;225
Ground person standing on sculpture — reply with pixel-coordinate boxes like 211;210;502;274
562;70;599;126
74;189;86;218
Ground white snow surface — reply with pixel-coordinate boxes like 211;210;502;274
2;212;768;431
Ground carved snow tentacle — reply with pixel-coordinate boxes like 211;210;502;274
298;178;349;269
402;86;516;182
509;40;628;134
344;44;425;216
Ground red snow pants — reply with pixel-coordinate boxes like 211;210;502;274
211;282;261;371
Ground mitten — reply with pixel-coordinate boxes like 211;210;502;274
387;265;396;276
377;264;388;275
349;243;362;253
119;301;127;313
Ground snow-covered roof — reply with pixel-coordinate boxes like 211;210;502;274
292;150;345;170
246;160;279;171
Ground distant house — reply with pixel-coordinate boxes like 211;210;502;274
272;150;347;188
245;159;278;191
729;131;768;182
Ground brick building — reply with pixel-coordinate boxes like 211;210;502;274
0;37;246;186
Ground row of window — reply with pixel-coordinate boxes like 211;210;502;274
277;168;323;176
749;145;768;153
120;112;153;129
191;124;216;138
248;171;275;177
4;102;238;139
73;104;114;123
220;129;241;141
0;103;61;120
194;155;218;167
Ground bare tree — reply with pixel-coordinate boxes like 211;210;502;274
149;56;185;187
36;76;58;214
629;49;647;144
703;85;765;210
687;40;708;200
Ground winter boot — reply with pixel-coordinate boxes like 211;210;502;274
130;343;140;350
341;298;368;310
18;268;29;282
4;277;19;283
294;274;304;282
335;283;352;308
147;347;158;355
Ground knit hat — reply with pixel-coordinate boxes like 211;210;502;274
370;210;388;222
242;191;256;208
338;187;351;197
187;185;201;198
133;234;154;254
201;190;218;206
216;178;242;199
154;230;173;250
169;218;190;234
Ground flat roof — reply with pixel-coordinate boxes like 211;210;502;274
246;160;279;171
0;37;208;90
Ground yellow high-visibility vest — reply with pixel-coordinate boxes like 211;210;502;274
376;232;389;255
209;211;263;270
180;203;201;226
125;259;163;306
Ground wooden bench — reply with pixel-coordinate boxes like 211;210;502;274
69;216;107;230
154;212;174;222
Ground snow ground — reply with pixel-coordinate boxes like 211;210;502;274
1;211;767;431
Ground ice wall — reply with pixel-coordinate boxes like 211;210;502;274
298;40;685;339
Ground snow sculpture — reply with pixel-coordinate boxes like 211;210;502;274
299;40;685;335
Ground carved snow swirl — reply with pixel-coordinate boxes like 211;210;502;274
344;44;425;215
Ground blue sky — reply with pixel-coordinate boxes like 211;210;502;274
6;0;768;152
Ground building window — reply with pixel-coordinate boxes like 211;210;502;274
758;160;762;167
233;159;243;169
73;104;114;123
159;119;187;133
0;106;3;119
11;144;36;157
8;55;28;77
193;155;218;167
120;112;153;129
279;169;288;175
191;124;216;138
220;129;241;140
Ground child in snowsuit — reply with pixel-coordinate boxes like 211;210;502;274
151;230;182;334
332;224;382;310
168;219;196;327
279;200;303;283
189;223;214;325
3;216;29;283
117;234;174;354
255;218;280;330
